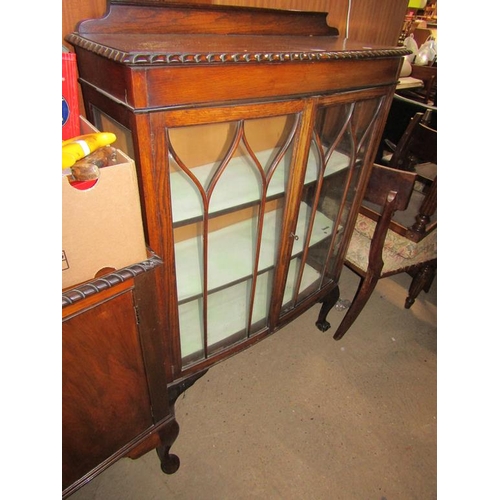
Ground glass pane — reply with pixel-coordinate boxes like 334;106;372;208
178;298;204;365
167;113;299;366
209;141;263;214
91;107;136;159
323;97;383;280
281;97;383;313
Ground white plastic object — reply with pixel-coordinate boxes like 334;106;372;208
414;36;437;66
403;34;419;63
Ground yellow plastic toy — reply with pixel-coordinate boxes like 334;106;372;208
62;132;116;169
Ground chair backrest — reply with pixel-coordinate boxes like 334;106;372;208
389;111;437;171
364;164;417;212
375;93;437;163
406;63;437;105
360;164;417;273
377;113;437;242
361;112;437;242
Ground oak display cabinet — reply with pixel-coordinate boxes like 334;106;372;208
65;0;409;495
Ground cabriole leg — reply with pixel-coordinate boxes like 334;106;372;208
315;285;340;332
156;420;181;474
156;369;208;475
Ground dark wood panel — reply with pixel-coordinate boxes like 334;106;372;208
63;0;407;118
76;2;336;36
63;0;407;49
62;289;153;490
63;0;107;49
347;0;408;45
145;59;401;108
213;0;332;12
76;53;401;110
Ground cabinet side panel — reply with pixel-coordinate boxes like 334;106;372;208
62;290;153;490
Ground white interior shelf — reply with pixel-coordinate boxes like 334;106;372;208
172;147;345;360
174;201;334;303
179;258;321;359
170;146;349;223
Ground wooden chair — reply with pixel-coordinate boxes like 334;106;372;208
333;116;437;340
399;64;437;106
377;110;437;241
375;93;437;165
389;110;437;175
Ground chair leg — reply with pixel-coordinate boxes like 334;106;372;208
405;262;436;309
333;273;380;341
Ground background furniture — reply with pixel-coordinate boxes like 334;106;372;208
398;64;437;105
63;255;155;496
62;253;207;498
333;164;417;340
390;111;437;179
63;1;410;495
335;113;437;340
375;93;437;165
386;111;437;241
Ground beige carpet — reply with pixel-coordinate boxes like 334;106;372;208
70;266;437;500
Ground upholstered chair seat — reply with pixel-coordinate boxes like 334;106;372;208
347;213;437;275
332;109;437;341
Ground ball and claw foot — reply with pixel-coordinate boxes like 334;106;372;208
159;453;180;475
315;319;331;332
315;286;340;333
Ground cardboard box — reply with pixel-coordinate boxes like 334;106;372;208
62;116;148;289
62;51;80;140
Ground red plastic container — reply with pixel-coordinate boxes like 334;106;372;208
62;51;80;140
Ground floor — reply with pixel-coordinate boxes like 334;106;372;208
70;267;437;500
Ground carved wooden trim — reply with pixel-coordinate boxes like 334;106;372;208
62;253;163;308
66;34;411;65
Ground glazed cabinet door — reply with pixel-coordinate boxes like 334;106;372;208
148;101;310;369
141;91;387;373
279;91;387;317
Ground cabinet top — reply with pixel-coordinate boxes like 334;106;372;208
66;1;410;67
